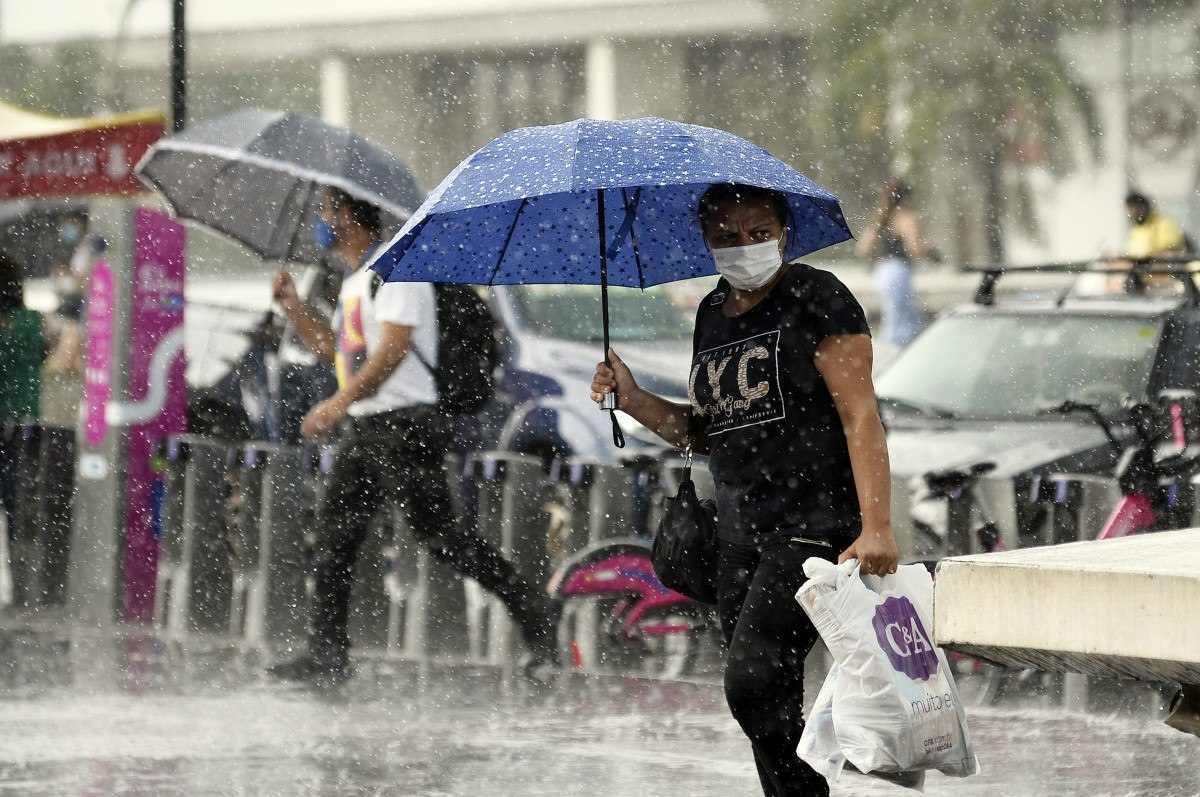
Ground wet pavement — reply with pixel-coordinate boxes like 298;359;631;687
0;625;1197;796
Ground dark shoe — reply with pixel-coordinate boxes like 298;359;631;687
267;653;353;688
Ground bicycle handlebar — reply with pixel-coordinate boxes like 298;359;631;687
1041;400;1124;454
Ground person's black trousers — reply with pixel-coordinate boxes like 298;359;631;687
0;426;18;585
718;534;852;797
308;406;548;665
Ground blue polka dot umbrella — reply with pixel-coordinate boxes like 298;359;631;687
369;117;852;446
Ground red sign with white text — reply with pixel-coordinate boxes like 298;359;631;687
0;119;163;199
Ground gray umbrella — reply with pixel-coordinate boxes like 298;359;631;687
136;108;423;264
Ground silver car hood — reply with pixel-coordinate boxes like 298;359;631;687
518;336;692;398
887;419;1111;478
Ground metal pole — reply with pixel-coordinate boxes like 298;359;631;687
170;0;186;133
1120;0;1134;193
68;203;134;627
597;189;612;368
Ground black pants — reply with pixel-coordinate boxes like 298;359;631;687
309;407;546;663
0;428;17;569
719;534;851;797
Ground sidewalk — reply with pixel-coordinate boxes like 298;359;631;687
0;619;1197;796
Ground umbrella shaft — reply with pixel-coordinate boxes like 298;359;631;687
596;188;624;446
597;188;612;366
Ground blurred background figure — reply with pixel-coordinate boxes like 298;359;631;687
1091;192;1195;295
1125;191;1191;259
41;223;103;431
0;250;42;601
855;178;938;355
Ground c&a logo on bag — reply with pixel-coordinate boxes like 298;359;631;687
872;595;939;681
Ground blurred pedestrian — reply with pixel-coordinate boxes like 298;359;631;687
1125;191;1189;259
1094;192;1195;294
40;232;102;430
855;178;937;350
267;187;559;686
0;251;42;564
591;183;898;796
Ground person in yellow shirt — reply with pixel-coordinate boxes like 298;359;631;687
1125;192;1189;258
1102;192;1194;293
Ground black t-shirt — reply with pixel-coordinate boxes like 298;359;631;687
688;263;870;543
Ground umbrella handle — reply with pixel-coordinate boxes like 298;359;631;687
607;407;625;448
598;387;623;447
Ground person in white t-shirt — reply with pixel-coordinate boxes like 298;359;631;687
268;187;559;685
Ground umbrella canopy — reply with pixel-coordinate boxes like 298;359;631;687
369;116;851;288
369;116;852;447
137;108;423;264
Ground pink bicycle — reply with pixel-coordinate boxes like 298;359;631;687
546;538;712;679
1044;396;1200;539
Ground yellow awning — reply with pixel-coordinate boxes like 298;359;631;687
0;100;164;142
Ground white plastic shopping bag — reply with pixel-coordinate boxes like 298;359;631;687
796;558;978;783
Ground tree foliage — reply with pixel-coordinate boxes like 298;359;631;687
812;0;1109;258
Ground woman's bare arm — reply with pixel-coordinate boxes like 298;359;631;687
815;333;899;575
892;210;934;259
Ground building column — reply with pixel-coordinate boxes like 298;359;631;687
585;38;617;120
320;55;350;126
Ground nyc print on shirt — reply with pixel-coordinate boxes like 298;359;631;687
689;329;785;435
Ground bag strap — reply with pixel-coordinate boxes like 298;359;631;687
410;345;433;375
373;272;437;375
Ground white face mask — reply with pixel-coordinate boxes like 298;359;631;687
711;237;784;291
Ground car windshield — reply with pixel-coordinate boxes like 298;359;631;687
511;284;702;343
876;313;1163;419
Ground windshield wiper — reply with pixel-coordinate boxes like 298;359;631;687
878;395;957;419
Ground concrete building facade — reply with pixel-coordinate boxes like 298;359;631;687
1;0;1198;269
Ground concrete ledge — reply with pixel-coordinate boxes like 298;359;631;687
934;529;1200;684
949;644;1200;684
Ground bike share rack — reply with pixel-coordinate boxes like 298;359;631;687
378;452;471;661
466;451;553;663
155;434;236;636
1;423;75;609
546;452;716;673
156;432;475;661
551;456;639;546
1034;473;1124;546
550;452;714;547
229;442;312;650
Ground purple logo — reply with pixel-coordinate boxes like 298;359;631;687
872;595;939;681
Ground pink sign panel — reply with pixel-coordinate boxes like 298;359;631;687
122;208;187;622
82;260;115;447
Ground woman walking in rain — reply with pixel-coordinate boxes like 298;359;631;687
590;183;899;796
855;178;937;351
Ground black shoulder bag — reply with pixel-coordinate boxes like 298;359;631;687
651;448;719;605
